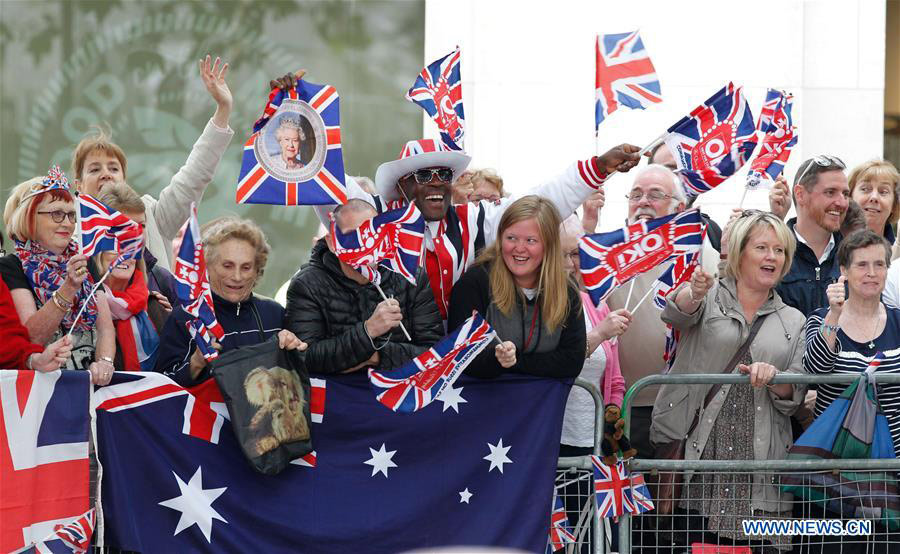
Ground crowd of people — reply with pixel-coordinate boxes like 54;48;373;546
2;56;900;552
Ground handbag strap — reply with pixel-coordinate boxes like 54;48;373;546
683;313;768;439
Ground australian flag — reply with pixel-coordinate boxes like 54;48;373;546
332;204;425;285
595;31;662;129
172;203;224;360
0;370;92;553
77;194;143;263
368;311;496;413
663;82;757;197
406;46;465;150
579;210;703;307
746;89;798;190
93;370;571;552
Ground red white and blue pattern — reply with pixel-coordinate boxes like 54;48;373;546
77;194;144;262
406;46;465;150
22;165;71;201
625;471;655;514
237;79;347;206
368;311;495;413
0;370;91;553
547;492;575;552
332;204;425;286
172;204;224;361
746;89;798;190
664;83;757;197
25;508;96;554
595;31;662;129
579;210;703;307
592;456;633;519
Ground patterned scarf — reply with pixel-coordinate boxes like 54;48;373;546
14;239;98;333
105;270;159;371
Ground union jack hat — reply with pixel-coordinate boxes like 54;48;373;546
374;139;471;201
22;165;72;201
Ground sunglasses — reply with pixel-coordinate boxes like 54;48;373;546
795;154;846;185
37;210;77;224
404;167;454;185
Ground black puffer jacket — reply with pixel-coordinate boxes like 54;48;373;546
284;239;443;374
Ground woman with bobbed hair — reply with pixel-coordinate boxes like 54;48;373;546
847;159;899;247
0;170;115;384
154;216;305;386
651;211;807;550
447;195;586;378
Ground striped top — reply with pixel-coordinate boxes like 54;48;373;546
803;306;900;455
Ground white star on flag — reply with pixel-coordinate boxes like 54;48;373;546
437;385;467;413
459;488;473;504
364;443;398;478
158;466;227;543
484;438;512;473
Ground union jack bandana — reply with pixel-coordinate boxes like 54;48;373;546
22;165;72;202
14;239;98;333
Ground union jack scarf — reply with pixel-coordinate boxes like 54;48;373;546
14;239;98;333
105;269;160;371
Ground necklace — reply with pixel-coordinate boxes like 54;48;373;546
866;308;881;349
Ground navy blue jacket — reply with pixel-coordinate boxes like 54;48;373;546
154;292;284;386
775;218;842;317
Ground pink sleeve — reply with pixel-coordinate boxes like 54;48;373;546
580;294;625;407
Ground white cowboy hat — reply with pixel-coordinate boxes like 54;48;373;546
374;139;471;202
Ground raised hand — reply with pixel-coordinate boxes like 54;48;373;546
269;69;307;92
689;268;715;301
597;308;632;341
768;174;791;220
595;144;642;174
826;276;847;318
199;55;232;127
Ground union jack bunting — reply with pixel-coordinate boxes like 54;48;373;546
746;89;798;190
368;311;496;413
595;31;662;129
663;82;757;197
77;194;144;261
579;210;703;307
625;471;655;514
172;204;224;361
406;46;465;150
332;204;426;286
547;492;575;552
592;455;633;519
237;78;347;206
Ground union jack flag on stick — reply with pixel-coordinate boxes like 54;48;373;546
663;82;757;197
368;311;495;413
172;203;224;361
579;210;703;308
745;89;798;194
406;46;465;150
595;31;663;129
625;471;655;514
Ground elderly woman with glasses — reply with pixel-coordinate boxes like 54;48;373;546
651;211;807;551
0;170;115;384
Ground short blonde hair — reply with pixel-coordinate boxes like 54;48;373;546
724;211;796;282
71;126;128;182
848;159;900;225
470;168;505;197
201;216;271;280
4;177;74;242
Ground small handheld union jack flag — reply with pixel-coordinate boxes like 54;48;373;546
547;492;575;553
77;194;144;263
172;204;224;361
332;204;426;286
663;82;757;197
368;311;495;413
625;471;655;514
595;30;662;129
579;210;703;307
406;46;465;150
592;455;633;519
746;89;798;190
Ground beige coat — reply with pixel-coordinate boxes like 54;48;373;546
650;277;807;513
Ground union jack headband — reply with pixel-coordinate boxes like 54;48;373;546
22;165;72;202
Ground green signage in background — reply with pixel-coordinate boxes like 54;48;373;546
0;0;425;297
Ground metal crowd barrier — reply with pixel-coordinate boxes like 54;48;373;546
618;373;900;554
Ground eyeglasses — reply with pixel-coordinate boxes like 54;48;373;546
795;154;846;185
625;190;674;202
37;210;77;224
404;167;454;184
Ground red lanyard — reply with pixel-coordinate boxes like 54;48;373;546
523;303;540;351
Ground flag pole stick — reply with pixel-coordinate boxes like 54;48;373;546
75;195;84;256
623;280;636;312
738;187;749;209
373;282;412;341
66;268;111;339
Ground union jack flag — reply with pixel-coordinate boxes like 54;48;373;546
579;210;703;307
546;492;575;552
663;82;757;197
77;194;144;262
332;204;425;286
595;31;663;128
406;46;465;150
592;455;633;519
624;471;655;514
746;89;798;190
23;508;96;554
237;79;347;206
172;203;224;361
368;311;496;413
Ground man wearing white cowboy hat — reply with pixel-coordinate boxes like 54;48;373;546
342;138;642;320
